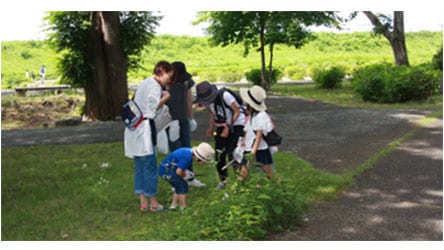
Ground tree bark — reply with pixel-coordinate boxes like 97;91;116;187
85;11;128;120
268;43;274;90
257;12;268;89
363;11;410;66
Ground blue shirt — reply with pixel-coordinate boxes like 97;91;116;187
158;148;193;177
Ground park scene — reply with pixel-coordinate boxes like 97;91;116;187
1;9;443;244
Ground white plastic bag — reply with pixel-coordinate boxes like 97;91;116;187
157;129;170;154
168;120;180;142
154;105;172;131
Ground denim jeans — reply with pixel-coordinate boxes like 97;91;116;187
134;151;158;197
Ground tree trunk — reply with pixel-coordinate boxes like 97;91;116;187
257;12;268;89
267;43;274;91
363;11;410;66
85;11;128;121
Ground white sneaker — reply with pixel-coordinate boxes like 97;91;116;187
217;182;226;190
187;178;206;187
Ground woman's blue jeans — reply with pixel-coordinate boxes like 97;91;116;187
134;151;158;197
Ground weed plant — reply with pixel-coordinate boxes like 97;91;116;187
1;143;348;240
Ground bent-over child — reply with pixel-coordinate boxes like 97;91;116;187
158;142;215;211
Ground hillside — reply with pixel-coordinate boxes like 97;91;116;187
1;31;442;89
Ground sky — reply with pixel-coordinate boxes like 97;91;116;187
0;1;442;41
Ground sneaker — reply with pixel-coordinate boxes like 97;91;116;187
188;178;206;187
217;182;226;190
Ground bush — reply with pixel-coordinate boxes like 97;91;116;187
284;65;308;80
246;68;282;86
432;46;443;71
352;63;440;103
313;66;345;89
172;175;307;240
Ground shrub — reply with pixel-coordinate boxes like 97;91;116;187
313;66;345;89
352;63;440;103
246;68;282;85
165;174;307;240
432;46;443;71
284;65;308;80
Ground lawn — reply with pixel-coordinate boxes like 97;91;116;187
1;143;349;240
2;83;442;240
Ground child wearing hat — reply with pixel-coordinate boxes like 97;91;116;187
239;86;278;181
158;142;215;211
195;81;246;189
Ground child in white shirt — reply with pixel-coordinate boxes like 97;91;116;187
239;86;277;181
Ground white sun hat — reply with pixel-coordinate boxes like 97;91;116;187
240;85;267;111
192;142;215;162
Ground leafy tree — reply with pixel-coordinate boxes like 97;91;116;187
46;11;160;120
363;11;410;66
196;11;342;90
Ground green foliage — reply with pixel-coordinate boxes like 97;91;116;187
352;63;440;103
432;46;443;71
2;31;442;89
245;68;281;86
1;142;347;240
45;11;161;88
313;66;346;89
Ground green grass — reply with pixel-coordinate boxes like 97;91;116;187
1;142;349;240
270;82;443;109
2;31;442;88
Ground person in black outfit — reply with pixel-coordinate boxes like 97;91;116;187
195;81;245;189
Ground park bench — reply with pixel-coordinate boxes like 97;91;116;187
15;85;71;96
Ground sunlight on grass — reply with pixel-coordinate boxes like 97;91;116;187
1;143;351;240
271;83;442;109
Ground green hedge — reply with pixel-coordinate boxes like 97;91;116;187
352;63;440;103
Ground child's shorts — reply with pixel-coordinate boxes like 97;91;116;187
256;149;274;166
169;174;188;194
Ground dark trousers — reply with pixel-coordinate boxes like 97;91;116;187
214;125;244;181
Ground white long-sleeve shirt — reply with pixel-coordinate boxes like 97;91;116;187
124;77;161;158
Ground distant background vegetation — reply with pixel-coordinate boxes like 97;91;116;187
1;31;442;89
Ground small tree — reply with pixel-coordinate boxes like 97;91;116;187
197;11;342;90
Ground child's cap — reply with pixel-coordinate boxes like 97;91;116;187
192;142;215;162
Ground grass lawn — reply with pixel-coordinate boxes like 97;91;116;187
1;143;349;240
2;83;442;240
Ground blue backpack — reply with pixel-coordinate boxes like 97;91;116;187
121;99;144;130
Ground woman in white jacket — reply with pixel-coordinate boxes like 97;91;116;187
124;61;176;212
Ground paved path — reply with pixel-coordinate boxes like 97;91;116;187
1;95;442;240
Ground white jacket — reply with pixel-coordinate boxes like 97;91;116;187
124;77;161;158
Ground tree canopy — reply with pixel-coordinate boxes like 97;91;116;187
45;11;161;120
196;11;343;89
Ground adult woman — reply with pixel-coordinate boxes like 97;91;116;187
124;61;176;212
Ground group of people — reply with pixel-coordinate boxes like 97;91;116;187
25;64;46;85
124;60;278;213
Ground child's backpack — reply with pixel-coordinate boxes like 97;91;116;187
213;87;245;124
121;99;144;130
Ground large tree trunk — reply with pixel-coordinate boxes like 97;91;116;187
363;11;410;66
85;11;128;121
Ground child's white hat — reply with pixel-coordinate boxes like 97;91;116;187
240;85;267;111
192;142;215;162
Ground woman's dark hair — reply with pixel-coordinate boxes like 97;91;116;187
153;60;177;84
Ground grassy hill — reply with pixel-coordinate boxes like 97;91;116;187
1;31;442;89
